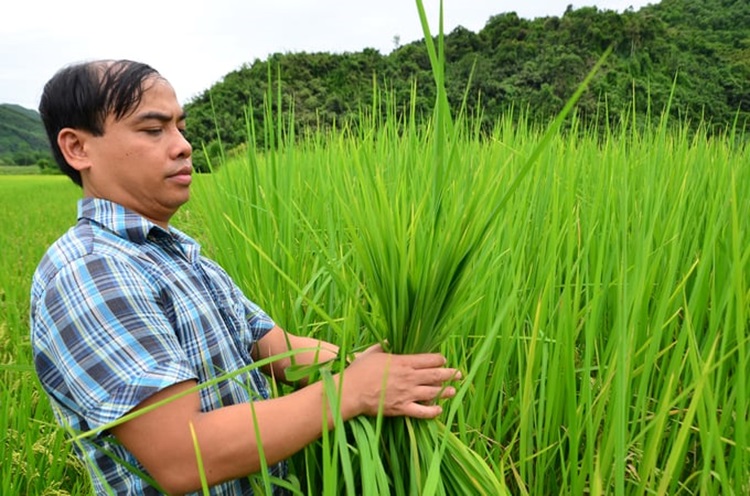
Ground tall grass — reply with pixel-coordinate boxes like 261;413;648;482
0;176;89;495
1;105;747;494
185;82;749;496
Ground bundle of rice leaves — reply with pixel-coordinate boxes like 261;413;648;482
326;2;610;493
319;2;507;493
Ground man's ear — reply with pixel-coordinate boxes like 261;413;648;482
57;128;93;172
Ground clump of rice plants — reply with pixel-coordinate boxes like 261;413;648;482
321;2;620;493
188;84;749;495
181;8;748;496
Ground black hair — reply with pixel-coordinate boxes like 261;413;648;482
38;60;161;186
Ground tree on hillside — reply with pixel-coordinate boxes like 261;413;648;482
182;0;750;162
0;104;53;166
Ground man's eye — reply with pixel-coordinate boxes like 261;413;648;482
144;129;163;135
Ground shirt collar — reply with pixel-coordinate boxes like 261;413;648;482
77;198;195;250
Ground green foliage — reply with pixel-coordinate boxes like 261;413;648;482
0;176;88;495
3;101;749;496
184;94;750;494
0;104;52;166
183;0;750;156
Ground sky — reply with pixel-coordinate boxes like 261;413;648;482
1;0;655;110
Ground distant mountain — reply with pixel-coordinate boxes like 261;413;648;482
181;0;749;170
3;103;41;121
0;104;51;165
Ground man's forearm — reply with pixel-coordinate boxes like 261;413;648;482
256;327;340;385
188;380;345;489
117;377;354;495
114;345;458;494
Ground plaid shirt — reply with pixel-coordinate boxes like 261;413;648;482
31;198;287;495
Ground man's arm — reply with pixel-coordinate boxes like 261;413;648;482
252;325;340;385
111;340;460;494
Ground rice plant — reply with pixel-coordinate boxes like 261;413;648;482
0;176;89;495
187;57;749;496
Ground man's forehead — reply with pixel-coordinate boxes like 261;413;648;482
106;78;183;123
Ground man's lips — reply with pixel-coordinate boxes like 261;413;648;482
168;165;193;185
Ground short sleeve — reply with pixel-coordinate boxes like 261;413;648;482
32;254;197;431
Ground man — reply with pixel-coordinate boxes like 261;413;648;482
30;59;460;495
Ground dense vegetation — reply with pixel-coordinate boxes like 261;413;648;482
183;0;750;169
0;104;52;167
4;99;748;496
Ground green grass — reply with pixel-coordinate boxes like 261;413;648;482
2;110;748;494
0;176;89;495
0;164;41;175
185;103;749;494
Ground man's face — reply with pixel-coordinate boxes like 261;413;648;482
82;77;193;228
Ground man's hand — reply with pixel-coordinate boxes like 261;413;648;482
340;344;461;419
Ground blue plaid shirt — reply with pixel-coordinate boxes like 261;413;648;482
31;198;287;495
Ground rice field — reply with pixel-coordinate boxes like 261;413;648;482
185;103;749;494
1;51;749;496
0;176;88;494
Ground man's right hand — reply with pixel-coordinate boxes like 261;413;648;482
339;344;462;419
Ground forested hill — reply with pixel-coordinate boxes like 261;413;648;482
0;104;51;165
183;0;749;168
